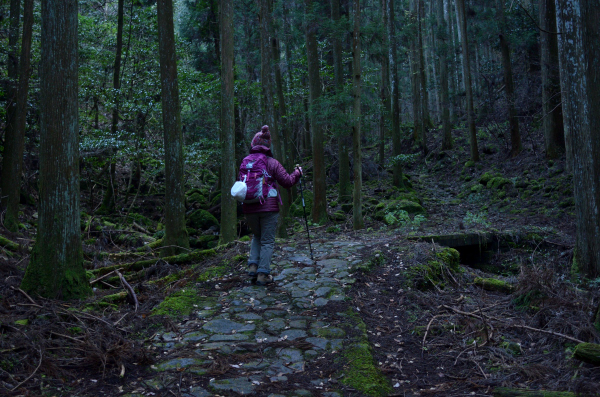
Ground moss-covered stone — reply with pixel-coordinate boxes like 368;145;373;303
187;192;206;207
190;235;218;249
573;342;600;365
340;203;353;213
474;277;515;293
187;209;219;230
152;288;199;317
395;199;425;214
479;172;494;185
487;177;511;190
383;213;397;225
471;184;484;193
338;310;392;396
406;247;460;290
210;193;221;207
559;197;575;208
290;190;313;217
329;211;346;222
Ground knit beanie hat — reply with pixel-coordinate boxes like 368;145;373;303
251;125;272;148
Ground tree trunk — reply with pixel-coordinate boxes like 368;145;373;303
352;0;364;230
220;0;237;244
418;0;432;137
99;0;125;214
1;0;33;232
389;0;404;188
409;0;422;145
540;0;564;159
305;0;328;223
1;0;21;214
21;0;90;299
497;0;521;157
332;0;351;203
455;0;479;161
157;0;190;256
380;0;391;169
437;0;452;150
555;0;600;278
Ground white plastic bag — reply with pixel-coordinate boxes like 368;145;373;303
230;175;247;202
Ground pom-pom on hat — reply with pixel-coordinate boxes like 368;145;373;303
251;125;272;148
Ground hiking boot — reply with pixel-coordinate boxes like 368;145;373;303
247;264;258;277
256;273;273;286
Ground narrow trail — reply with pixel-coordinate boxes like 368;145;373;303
142;238;375;396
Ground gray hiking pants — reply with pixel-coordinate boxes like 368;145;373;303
246;211;279;275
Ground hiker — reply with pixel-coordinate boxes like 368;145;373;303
240;125;302;286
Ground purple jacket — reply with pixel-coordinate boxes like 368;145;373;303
241;145;301;214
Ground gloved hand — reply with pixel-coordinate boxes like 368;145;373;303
295;164;303;176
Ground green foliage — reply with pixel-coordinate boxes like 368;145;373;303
463;211;490;228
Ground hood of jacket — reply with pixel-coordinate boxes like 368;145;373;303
250;145;273;158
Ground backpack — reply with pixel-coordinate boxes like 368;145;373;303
231;153;278;204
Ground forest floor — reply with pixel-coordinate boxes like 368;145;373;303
1;127;600;396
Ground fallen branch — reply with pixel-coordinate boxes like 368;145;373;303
10;348;42;392
91;248;216;277
509;324;585;345
116;270;139;312
0;235;19;251
132;221;150;235
90;269;119;285
10;286;41;307
422;314;450;357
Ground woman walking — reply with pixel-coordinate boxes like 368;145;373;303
241;125;302;285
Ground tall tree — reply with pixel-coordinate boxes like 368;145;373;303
1;0;21;215
99;0;125;214
352;0;364;230
305;0;328;223
497;0;521;157
540;0;564;159
380;0;391;168
555;0;600;278
332;0;351;203
219;0;237;244
455;0;479;162
21;0;91;299
417;0;432;136
389;0;404;188
157;0;190;256
260;0;288;237
436;0;452;150
409;0;422;146
1;0;34;232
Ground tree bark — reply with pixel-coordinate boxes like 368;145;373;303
352;0;364;230
380;0;391;169
555;0;600;278
455;0;479;161
1;0;33;232
157;0;190;256
497;0;521;157
100;0;125;214
437;0;452;150
1;0;21;214
220;0;237;244
409;0;422;145
21;0;91;299
305;0;328;223
332;0;351;203
540;0;564;159
417;0;432;137
389;0;404;188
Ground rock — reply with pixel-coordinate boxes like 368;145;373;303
187;209;219;230
573;342;600;365
209;378;256;395
203;319;256;334
153;357;210;372
281;329;307;340
395;199;426;214
474;277;515;293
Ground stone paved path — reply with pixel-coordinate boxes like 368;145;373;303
138;239;368;396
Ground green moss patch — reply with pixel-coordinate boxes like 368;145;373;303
474;277;515;293
406;247;460;290
152;288;199;318
290;190;313;217
187;209;219;230
487;177;511;190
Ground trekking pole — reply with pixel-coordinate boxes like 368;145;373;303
297;167;314;261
